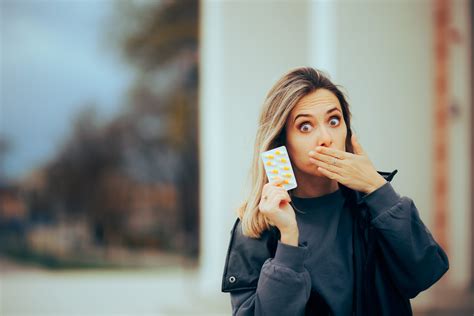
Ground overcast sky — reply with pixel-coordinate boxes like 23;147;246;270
1;0;133;180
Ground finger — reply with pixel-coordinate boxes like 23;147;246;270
268;195;281;210
317;166;343;182
270;191;286;203
263;187;280;201
259;198;273;213
260;187;274;205
309;157;343;174
262;177;281;195
314;146;350;160
269;192;288;208
309;150;346;166
279;191;291;203
352;134;366;155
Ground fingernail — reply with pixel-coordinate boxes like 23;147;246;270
308;150;315;156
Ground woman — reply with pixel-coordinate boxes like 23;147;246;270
221;67;449;316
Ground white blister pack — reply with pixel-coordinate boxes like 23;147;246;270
260;145;298;191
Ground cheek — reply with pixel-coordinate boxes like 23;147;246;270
332;123;347;145
287;142;313;169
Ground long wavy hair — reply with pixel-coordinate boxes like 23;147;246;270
238;67;355;238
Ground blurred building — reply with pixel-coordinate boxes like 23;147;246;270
0;185;27;221
199;0;472;314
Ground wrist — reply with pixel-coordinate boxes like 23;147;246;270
280;226;299;246
365;176;387;194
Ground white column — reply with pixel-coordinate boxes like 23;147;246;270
198;0;227;296
309;0;338;80
198;0;311;298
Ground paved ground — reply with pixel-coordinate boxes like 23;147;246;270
0;256;230;316
1;256;472;316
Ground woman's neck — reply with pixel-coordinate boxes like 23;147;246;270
291;171;339;198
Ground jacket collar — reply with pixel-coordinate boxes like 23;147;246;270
376;169;398;182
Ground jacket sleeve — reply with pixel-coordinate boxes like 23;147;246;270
222;219;311;316
361;181;449;299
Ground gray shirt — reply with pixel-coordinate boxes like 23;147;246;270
291;188;353;315
230;187;353;316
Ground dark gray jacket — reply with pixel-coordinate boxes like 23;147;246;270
221;170;449;315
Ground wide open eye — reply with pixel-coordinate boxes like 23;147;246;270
329;116;341;127
299;122;313;133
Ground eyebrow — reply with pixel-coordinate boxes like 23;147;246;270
293;107;341;123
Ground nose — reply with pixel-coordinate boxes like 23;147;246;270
316;125;333;147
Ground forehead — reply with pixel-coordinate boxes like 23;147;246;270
291;89;341;116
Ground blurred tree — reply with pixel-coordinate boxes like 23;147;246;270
44;105;123;236
22;0;200;258
109;0;198;72
0;136;12;181
107;0;200;256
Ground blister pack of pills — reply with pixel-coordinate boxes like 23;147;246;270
260;145;298;191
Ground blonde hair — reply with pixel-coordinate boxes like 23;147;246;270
238;67;355;238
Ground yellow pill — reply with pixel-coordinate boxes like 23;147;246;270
266;161;273;166
271;169;279;174
284;173;292;178
280;158;287;163
266;154;274;159
281;166;290;171
283;179;290;184
275;150;282;155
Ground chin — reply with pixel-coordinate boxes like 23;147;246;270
304;165;325;178
313;169;326;178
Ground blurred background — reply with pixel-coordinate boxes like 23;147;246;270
0;0;472;315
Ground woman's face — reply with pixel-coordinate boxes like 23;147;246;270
284;88;347;178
